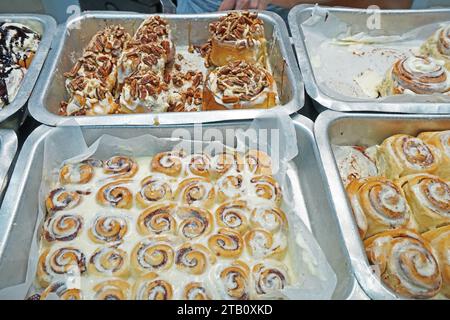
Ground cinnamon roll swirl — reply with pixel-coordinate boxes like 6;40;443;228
96;180;133;209
175;243;216;275
39;282;82;300
418;130;450;180
421;25;450;70
210;151;244;179
175;177;216;208
183;282;212;300
37;247;87;288
250;207;288;234
93;279;131;300
43;214;84;244
131;236;175;275
133;272;173;300
177;206;213;240
379;56;450;96
245;149;273;175
45;188;81;213
215;201;250;234
346;177;416;239
398;174;450;232
249;175;283;206
217;174;246;203
151;151;184;177
252;261;289;297
88;215;128;244
186;153;211;178
364;229;442;299
136;175;174;208
423;226;450;298
103;156;138;180
244;229;287;261
59;160;97;185
88;246;129;278
137;203;177;236
376;134;441;180
213;260;250;300
208;228;244;258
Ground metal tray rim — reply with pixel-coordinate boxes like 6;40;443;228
0;14;56;124
0;129;18;202
29;10;304;127
289;5;450;114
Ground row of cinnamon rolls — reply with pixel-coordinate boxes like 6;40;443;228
334;130;450;299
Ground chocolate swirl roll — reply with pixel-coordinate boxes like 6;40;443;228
177;206;213;239
96;180;133;209
151;151;184;177
45;188;81;213
137;203;177;236
208;228;244;258
252;261;289;297
131;236;175;275
183;282;212;300
175;243;216;275
133;273;173;300
88;246;129;278
103;156;138;179
215;200;250;234
213;261;250;300
136;175;174;208
93;279;131;300
43;214;84;243
210;151;243;179
88;215;128;244
187;154;211;178
175;177;216;208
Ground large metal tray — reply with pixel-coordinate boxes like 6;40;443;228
0;114;366;299
0;14;56;130
0;130;17;206
29;11;303;126
289;5;450;114
315;110;450;299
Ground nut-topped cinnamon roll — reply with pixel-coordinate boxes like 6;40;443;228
96;180;133;209
212;260;250;300
43;214;84;244
151;150;185;177
37;247;87;288
203;60;277;111
93;279;131;300
175;243;216;275
45;188;82;214
421;24;450;70
177;206;213;240
136;175;174;208
208;11;267;67
208;228;244;258
346;177;416;239
210;150;243;179
175;177;216;208
418;130;450;180
244;229;287;261
379;56;450;96
252;261;289;298
183;282;212;300
133;272;173;300
245;149;272;175
84;25;131;59
131;236;175;275
364;229;442;299
103;156;138;180
88;246;129;278
137;203;177;236
250;207;288;234
59;159;100;185
217;174;246;203
39;281;82;300
398;174;450;232
88;215;128;244
215;200;250;234
376;134;441;180
248;175;282;206
423;226;450;298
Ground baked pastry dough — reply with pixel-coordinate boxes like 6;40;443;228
421;24;450;70
418;130;450;180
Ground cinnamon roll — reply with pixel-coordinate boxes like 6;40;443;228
43;214;83;244
208;228;244;258
183;282;212;300
217;174;246;203
151;150;184;177
398;174;450;232
137;203;177;236
133;272;173;300
203;60;277;111
175;177;216;208
215;200;250;234
423;226;450;298
96;180;133;209
376;134;440;180
364;229;442;299
88;215;128;244
37;247;87;288
213;260;250;300
45;188;81;213
88;246;129;278
210;151;244;179
250;207;288;234
177;206;213;240
418;130;450;180
131;236;175;275
103;156;138;180
93;279;131;300
175;243;216;275
421;25;450;70
379;56;450;96
244;229;287;261
245;150;272;175
346;177;416;239
252;261;289;297
136;175;174;208
186;153;211;178
208;11;267;67
249;175;282;206
59;160;97;185
39;281;82;300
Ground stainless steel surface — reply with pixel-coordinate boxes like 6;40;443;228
0;14;56;130
315;110;450;299
0;130;18;205
159;0;176;14
0;114;360;299
30;11;303;126
289;5;450;114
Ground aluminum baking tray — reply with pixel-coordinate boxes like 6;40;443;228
0;114;366;299
0;14;56;130
289;5;450;114
0;130;17;205
29;11;303;126
315;110;450;299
